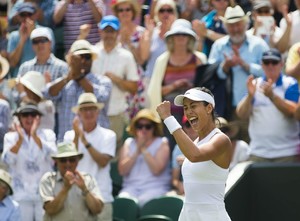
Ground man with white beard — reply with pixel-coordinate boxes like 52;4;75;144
208;5;269;118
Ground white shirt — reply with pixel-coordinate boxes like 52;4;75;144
64;124;117;203
38;100;55;131
2;128;56;201
91;42;139;116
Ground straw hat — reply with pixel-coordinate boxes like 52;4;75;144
51;142;83;159
220;5;250;24
20;71;45;98
126;109;163;136
70;39;97;60
72;92;104;113
0;55;9;80
165;19;198;41
0;169;13;195
111;0;140;19
216;117;240;140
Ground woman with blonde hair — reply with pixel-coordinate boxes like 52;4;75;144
147;18;206;148
112;0;148;118
139;0;178;81
118;109;171;207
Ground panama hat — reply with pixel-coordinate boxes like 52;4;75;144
126;108;163;136
70;39;97;60
0;169;13;195
220;5;250;24
20;71;45;98
51;142;83;159
0;55;9;80
72;92;104;113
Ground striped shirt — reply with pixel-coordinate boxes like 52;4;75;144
43;73;112;141
55;0;105;51
163;54;197;114
17;54;68;81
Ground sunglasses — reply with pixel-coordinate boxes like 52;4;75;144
118;7;132;13
80;54;92;60
262;60;280;65
20;112;39;118
58;157;78;163
159;8;174;14
256;8;271;14
19;12;33;17
135;123;154;130
32;38;49;45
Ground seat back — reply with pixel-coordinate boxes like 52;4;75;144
138;214;173;221
113;197;139;221
110;159;123;197
140;196;183;221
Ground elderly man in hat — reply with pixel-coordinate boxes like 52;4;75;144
64;92;116;221
39;142;103;221
91;15;139;150
43;39;112;141
237;48;300;163
7;2;55;77
0;169;21;221
2;102;56;221
209;5;269;119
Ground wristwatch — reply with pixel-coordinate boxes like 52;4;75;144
85;143;92;149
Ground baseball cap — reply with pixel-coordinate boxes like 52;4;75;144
98;15;120;30
262;48;281;61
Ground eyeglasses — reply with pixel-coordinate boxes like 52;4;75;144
58;157;78;163
262;60;280;65
118;7;132;13
135;123;154;130
32;38;49;45
80;54;92;60
20;112;39;118
19;12;33;17
214;0;229;2
256;8;271;14
158;8;174;14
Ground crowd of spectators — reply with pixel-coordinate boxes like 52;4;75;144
1;0;300;220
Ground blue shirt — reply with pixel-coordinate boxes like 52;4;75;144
43;73;112;141
0;99;10;152
0;196;21;221
208;34;269;106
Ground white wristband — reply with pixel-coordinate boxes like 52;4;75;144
164;116;182;134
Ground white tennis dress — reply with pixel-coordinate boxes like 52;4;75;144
178;128;231;221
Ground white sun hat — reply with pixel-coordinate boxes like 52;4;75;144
20;71;45;98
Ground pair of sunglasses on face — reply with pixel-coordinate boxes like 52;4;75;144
135;123;154;130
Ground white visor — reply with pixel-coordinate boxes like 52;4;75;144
174;88;215;107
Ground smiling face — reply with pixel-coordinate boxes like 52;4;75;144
116;2;134;22
183;98;213;133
